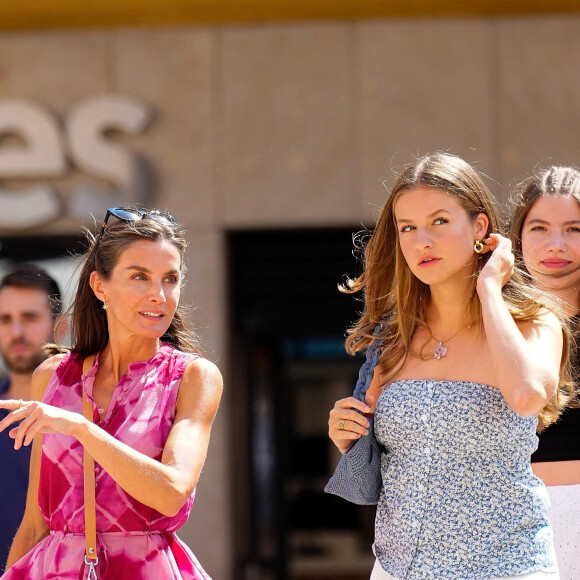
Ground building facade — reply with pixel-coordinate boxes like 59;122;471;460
1;7;580;578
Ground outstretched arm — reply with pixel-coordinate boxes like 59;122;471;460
0;356;223;518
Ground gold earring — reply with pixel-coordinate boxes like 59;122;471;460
102;300;108;310
474;240;484;253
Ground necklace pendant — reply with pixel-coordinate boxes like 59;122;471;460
433;342;448;360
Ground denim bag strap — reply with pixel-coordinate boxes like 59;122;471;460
324;323;385;505
353;323;384;401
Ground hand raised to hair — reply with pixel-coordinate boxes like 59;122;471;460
0;399;86;449
476;233;514;294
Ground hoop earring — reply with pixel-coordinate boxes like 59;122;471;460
474;240;484;254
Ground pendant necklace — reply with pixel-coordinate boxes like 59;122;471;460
430;324;471;360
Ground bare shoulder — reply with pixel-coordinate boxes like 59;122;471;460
174;357;223;423
179;357;223;401
183;357;222;386
34;352;69;378
31;353;69;401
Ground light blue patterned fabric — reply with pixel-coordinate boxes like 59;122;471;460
373;379;557;580
352;324;384;402
324;324;384;504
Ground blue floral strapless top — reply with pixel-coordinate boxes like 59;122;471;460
373;379;557;579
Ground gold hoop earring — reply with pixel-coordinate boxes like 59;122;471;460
474;240;484;254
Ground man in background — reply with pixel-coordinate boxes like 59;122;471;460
0;265;62;570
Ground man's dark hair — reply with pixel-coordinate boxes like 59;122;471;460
0;264;62;318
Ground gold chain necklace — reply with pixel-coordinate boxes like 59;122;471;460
429;324;471;360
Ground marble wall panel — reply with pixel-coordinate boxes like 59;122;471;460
358;19;500;221
221;23;357;227
114;27;215;226
497;16;580;191
0;30;110;106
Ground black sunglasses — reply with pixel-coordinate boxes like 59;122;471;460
93;207;177;269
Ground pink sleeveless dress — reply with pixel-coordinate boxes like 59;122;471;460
2;344;211;580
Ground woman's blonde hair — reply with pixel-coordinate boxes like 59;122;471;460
344;152;572;431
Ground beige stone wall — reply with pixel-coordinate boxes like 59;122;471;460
2;15;580;578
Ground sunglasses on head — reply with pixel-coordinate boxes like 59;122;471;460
93;207;177;269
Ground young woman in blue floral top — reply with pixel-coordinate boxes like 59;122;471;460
328;153;574;579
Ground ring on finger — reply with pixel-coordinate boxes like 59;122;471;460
18;399;25;409
338;419;346;430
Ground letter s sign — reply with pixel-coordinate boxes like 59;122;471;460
0;96;153;231
0;99;64;229
67;95;152;219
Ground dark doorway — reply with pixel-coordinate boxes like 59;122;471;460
228;228;376;580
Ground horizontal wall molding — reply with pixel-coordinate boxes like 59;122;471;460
2;0;580;30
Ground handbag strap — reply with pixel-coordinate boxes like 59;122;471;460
82;356;98;578
352;322;385;402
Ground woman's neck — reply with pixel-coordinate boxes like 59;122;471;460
99;337;160;381
426;283;471;331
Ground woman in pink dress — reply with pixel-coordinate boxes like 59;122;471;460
0;207;223;579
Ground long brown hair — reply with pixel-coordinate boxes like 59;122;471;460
50;211;200;357
345;153;572;430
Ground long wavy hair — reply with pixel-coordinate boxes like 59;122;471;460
50;211;200;357
344;153;572;431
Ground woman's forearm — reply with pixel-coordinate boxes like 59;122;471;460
71;358;221;517
478;281;560;415
1;359;222;521
73;420;203;517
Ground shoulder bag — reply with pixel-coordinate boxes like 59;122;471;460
324;323;385;505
